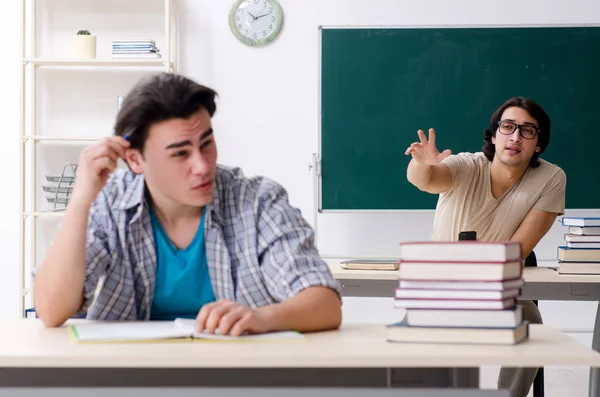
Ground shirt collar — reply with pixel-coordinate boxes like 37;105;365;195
114;171;146;211
112;167;226;224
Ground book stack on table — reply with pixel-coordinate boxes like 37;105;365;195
387;241;529;345
558;217;600;275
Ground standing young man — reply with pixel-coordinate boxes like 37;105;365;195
34;72;342;336
405;97;566;397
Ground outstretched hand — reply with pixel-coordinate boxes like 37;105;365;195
404;128;452;165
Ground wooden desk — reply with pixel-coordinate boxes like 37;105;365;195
327;258;600;397
1;320;598;369
0;319;598;397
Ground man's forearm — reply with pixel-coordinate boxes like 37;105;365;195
34;200;91;326
407;159;434;189
258;287;342;332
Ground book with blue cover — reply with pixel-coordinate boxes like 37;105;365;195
561;217;600;227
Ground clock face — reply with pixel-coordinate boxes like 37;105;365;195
229;0;283;47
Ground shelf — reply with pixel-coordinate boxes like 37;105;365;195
20;0;178;319
23;58;169;67
23;212;66;218
22;135;104;142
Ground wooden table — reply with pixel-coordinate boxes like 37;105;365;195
327;258;600;397
0;319;598;397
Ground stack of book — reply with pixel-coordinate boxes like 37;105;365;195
558;217;600;274
111;39;161;59
387;241;529;345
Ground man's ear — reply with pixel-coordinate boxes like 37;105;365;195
124;149;144;174
535;146;541;153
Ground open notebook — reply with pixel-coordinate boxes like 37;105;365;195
68;318;305;343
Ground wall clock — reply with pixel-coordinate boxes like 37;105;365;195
228;0;284;47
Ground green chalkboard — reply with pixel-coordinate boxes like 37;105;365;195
320;26;600;210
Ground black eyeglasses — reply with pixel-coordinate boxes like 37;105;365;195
497;120;539;140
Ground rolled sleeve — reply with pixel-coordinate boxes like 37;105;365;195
533;168;567;216
256;182;341;302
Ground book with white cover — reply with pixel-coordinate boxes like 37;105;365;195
387;320;529;345
398;260;522;281
567;242;600;249
406;306;523;328
569;227;600;235
565;233;600;243
565;234;600;243
561;217;600;227
399;241;521;262
558;262;600;275
558;246;600;262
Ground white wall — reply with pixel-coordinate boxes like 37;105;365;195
0;1;23;318
178;0;600;261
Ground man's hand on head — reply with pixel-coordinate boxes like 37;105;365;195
195;299;275;337
71;136;130;206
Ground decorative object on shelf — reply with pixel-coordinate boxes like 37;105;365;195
228;0;283;47
71;30;97;58
41;163;77;212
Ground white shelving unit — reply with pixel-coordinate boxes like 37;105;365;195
19;0;177;317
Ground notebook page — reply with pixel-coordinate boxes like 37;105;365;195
72;321;190;342
173;318;305;341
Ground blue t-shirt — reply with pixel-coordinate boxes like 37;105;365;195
149;206;216;320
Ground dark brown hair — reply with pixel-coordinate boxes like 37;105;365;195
114;72;217;153
482;97;550;168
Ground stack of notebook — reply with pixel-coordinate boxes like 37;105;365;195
558;217;600;274
387;241;529;345
111;39;161;59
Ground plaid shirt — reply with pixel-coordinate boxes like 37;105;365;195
77;165;340;320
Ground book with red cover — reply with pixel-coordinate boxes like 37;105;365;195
398;260;522;281
399;241;522;262
393;297;516;310
397;278;524;291
394;287;521;301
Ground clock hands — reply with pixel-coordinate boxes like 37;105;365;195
255;13;270;19
247;11;258;21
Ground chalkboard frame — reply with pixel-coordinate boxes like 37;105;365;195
317;24;600;212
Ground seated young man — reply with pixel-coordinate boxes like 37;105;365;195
34;72;342;336
405;97;566;397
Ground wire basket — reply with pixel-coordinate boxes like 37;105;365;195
41;163;77;212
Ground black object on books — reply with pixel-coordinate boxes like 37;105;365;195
458;231;477;241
